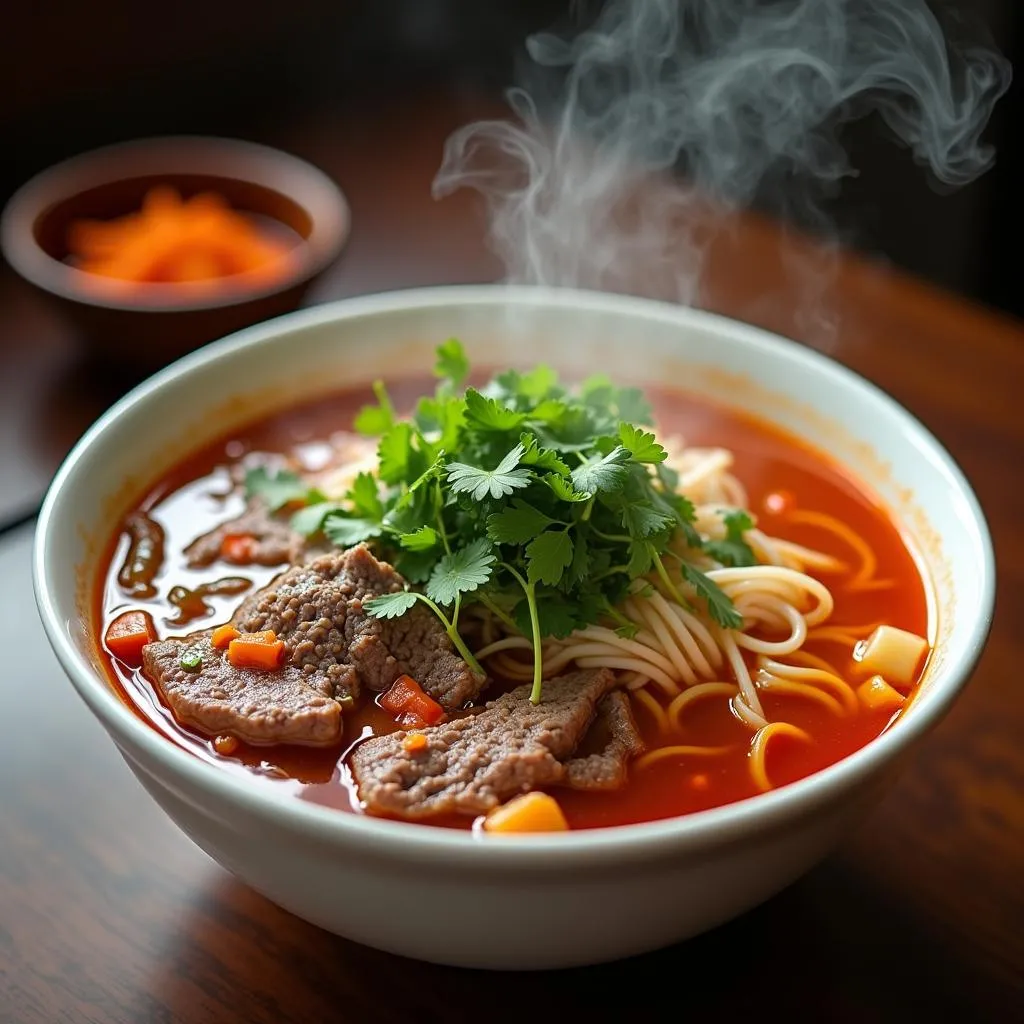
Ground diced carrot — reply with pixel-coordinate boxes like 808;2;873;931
221;533;255;564
104;609;157;666
228;630;285;670
213;735;239;756
379;675;419;715
402;733;429;754
405;691;446;726
484;792;569;834
248;629;278;643
380;674;446;726
211;624;241;650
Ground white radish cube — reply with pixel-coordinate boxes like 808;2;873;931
853;625;928;689
857;675;906;711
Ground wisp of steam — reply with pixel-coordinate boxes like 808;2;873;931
433;0;1010;312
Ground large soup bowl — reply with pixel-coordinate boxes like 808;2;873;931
34;286;994;969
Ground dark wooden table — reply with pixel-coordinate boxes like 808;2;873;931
1;88;1022;1022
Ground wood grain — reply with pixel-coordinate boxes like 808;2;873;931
0;85;1021;1021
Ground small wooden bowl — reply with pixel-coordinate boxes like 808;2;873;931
1;136;350;372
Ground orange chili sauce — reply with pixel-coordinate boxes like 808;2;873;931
68;187;300;288
95;378;929;830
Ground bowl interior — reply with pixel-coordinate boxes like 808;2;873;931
35;286;994;844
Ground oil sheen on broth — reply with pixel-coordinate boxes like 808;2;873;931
96;377;929;831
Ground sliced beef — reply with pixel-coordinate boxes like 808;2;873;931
184;500;306;569
142;634;342;747
560;691;645;791
350;668;618;819
142;544;482;747
231;545;482;709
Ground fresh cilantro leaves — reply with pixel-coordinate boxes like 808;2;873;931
486;500;558;545
323;515;383;547
426;539;496;606
435;337;470;387
704;509;757;568
348;472;384;520
618;423;667;464
570;445;631;496
399;526;440;551
353;380;396;436
621;502;675;539
447;443;532;501
290;337;750;701
377;423;416;485
244;467;316;512
681;563;744;630
363;590;419;619
526;531;574;586
464;388;527;432
290;500;346;537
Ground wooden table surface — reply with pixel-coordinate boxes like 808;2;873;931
1;87;1022;1022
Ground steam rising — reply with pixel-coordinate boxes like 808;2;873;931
433;0;1010;309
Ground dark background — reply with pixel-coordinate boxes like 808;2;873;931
1;0;1021;319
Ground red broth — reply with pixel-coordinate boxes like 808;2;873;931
95;379;929;829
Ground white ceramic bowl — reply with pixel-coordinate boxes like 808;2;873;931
34;286;994;969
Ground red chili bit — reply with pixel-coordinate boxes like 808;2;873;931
221;534;256;564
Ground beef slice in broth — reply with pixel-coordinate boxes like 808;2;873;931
142;545;482;746
142;634;342;747
232;545;483;709
350;668;618;819
184;499;310;568
560;690;645;791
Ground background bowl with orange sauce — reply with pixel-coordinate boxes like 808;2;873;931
0;136;350;372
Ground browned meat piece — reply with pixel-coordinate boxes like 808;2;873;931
184;500;306;568
232;545;483;709
142;635;342;747
350;668;618;819
560;691;645;791
142;545;480;747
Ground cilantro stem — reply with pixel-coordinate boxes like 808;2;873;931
501;562;544;705
605;605;637;631
650;547;691;608
372;379;396;422
590;526;633;543
476;591;521;635
581;497;595;522
414;593;485;678
433;478;452;556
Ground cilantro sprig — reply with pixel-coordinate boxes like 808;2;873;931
297;340;754;703
244;467;324;512
704;510;758;568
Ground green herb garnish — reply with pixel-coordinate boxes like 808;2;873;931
303;340;747;703
179;650;203;673
244;467;323;513
703;509;757;568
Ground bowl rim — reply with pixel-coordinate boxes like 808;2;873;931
32;284;996;868
0;135;350;313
